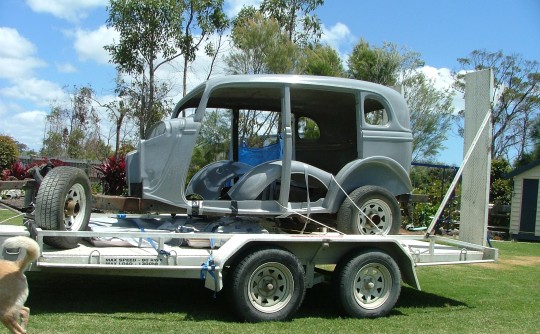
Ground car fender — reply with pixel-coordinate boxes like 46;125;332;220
322;156;411;213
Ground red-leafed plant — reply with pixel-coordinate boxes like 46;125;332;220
94;155;126;195
1;161;27;180
1;159;68;181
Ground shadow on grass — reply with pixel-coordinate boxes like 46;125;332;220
396;285;469;309
27;272;235;322
297;283;469;319
27;273;468;321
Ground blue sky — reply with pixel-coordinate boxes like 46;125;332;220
0;0;539;166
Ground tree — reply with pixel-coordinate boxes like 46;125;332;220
99;75;166;158
259;0;324;46
348;39;404;86
0;135;19;170
515;116;540;166
490;158;512;204
41;132;64;158
303;44;345;77
105;0;184;138
105;0;228;135
226;11;300;75
101;77;132;159
348;39;455;161
41;86;109;159
178;0;228;96
455;50;540;161
404;74;455;161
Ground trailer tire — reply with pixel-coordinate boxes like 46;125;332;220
337;186;401;235
35;166;92;249
335;249;401;318
229;247;306;322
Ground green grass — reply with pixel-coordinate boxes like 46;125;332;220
17;241;539;334
0;206;24;225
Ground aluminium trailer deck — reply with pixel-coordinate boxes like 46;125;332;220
0;213;498;293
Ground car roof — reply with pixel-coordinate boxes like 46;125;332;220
173;74;410;128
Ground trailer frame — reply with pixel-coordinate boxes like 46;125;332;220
0;214;497;321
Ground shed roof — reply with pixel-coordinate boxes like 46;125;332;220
505;159;540;179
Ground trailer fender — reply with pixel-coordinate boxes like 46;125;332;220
340;243;421;291
213;236;420;291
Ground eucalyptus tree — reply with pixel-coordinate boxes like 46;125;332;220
303;44;345;77
348;39;455;161
226;11;300;75
41;86;108;159
105;0;227;137
259;0;324;46
455;49;540;161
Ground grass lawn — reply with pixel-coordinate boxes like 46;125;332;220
14;240;538;334
0;205;24;225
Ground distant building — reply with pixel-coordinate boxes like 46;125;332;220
506;160;540;242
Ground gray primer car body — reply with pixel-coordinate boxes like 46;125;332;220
126;75;412;228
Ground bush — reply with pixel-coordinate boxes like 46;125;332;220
0;135;19;171
1;161;27;180
94;155;126;195
1;158;68;181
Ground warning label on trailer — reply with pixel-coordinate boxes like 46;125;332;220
102;257;160;266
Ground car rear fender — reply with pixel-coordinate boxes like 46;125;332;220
322;156;411;213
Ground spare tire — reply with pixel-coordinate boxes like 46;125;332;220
35;166;92;249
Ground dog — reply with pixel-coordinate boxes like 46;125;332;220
0;236;39;334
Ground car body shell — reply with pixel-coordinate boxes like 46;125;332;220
126;74;413;217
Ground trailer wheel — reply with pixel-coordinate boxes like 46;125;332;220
35;166;92;249
335;249;401;318
229;247;306;322
337;186;401;235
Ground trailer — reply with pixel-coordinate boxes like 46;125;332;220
0;73;498;321
0;214;497;322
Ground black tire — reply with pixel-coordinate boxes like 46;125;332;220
337;185;401;235
35;166;92;249
335;249;401;318
229;247;306;322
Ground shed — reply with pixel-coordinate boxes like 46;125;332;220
506;159;540;241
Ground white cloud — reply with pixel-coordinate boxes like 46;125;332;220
419;66;455;91
73;25;119;64
0;57;47;80
0;101;24;119
26;0;108;22
12;110;47;123
0;78;67;107
225;0;261;17
0;27;46;80
417;65;464;115
0;108;47;151
56;62;77;73
320;22;355;54
0;27;36;58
